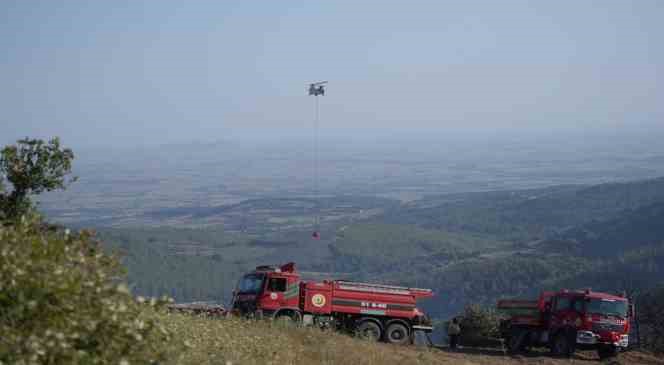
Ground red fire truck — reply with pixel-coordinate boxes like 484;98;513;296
230;262;434;344
498;289;633;359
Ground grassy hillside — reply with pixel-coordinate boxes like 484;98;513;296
161;314;663;365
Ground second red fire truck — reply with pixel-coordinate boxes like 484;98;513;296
498;289;632;359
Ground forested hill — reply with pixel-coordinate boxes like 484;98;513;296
380;176;664;243
553;201;664;256
98;176;664;329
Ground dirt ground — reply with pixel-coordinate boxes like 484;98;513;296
429;346;664;365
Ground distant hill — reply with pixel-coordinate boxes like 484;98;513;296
550;243;664;294
327;223;509;273
381;176;664;242
97;227;247;303
555;201;664;256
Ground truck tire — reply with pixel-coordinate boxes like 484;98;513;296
551;331;575;358
356;320;382;342
385;323;410;345
597;345;618;360
275;311;301;326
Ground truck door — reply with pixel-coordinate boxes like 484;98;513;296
571;298;584;326
283;275;301;308
262;276;288;312
551;296;572;330
552;295;585;328
263;275;299;307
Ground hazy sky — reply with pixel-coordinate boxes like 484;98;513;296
2;0;663;148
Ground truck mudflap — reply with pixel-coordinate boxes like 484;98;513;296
577;331;629;348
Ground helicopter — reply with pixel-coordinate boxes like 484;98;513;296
308;81;327;239
308;81;327;96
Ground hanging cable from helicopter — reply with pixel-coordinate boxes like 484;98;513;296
308;81;327;240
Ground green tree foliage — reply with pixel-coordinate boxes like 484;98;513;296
0;216;174;364
328;223;506;273
636;286;664;353
382;177;664;243
96;227;247;304
556;202;664;257
0;138;75;220
457;304;501;347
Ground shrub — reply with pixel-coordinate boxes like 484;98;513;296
637;286;664;353
457;304;501;347
0;216;174;365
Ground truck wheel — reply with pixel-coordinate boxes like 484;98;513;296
597;345;618;360
551;332;574;357
275;312;300;326
356;321;382;342
385;323;410;345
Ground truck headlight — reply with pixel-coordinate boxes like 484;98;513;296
617;334;629;347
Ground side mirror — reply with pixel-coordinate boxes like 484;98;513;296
629;304;635;318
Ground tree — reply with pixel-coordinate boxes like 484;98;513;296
455;304;502;347
637;285;664;353
0;137;75;219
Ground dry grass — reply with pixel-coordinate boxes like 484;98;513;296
161;314;450;365
161;313;664;365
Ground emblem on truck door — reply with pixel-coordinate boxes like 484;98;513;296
312;294;326;307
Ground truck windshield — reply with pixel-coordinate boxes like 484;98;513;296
237;274;265;294
587;298;628;317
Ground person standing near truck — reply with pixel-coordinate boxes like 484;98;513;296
448;317;461;349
